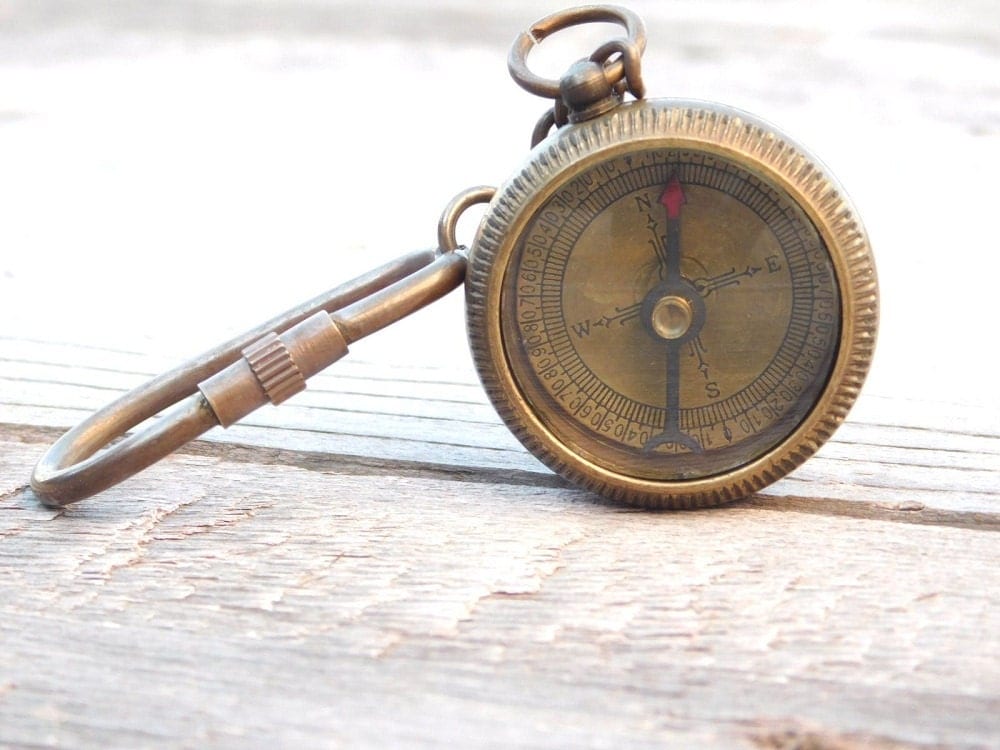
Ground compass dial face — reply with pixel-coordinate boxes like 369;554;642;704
467;100;877;507
500;147;840;481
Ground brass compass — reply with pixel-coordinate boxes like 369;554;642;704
30;6;877;509
465;7;878;507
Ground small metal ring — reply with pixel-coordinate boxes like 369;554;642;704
531;108;558;148
530;98;572;148
554;97;570;127
589;38;646;99
437;186;496;253
508;5;646;100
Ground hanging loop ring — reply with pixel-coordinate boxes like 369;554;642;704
590;38;646;99
437;185;496;253
508;5;646;100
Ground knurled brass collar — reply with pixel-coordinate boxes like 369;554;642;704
242;332;306;405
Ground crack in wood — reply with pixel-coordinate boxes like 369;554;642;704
858;420;1000;443
0;421;570;490
3;423;998;532
816;452;1000;476
0;484;30;505
748;719;946;749
63;493;205;598
747;495;1000;533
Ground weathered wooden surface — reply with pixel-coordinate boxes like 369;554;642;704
1;1;999;748
2;337;999;516
1;434;999;749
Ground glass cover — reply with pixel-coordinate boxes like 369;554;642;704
502;147;840;480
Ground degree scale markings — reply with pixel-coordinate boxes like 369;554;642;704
548;160;814;413
533;165;797;428
508;148;839;475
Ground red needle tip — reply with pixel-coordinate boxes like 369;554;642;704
660;176;687;219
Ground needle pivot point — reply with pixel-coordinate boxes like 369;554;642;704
650;295;693;340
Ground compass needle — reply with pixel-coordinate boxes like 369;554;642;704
660;176;686;281
639;176;703;454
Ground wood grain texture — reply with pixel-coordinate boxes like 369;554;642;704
1;438;998;749
2;0;1000;747
2;336;998;517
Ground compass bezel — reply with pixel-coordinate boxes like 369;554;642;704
466;99;878;508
